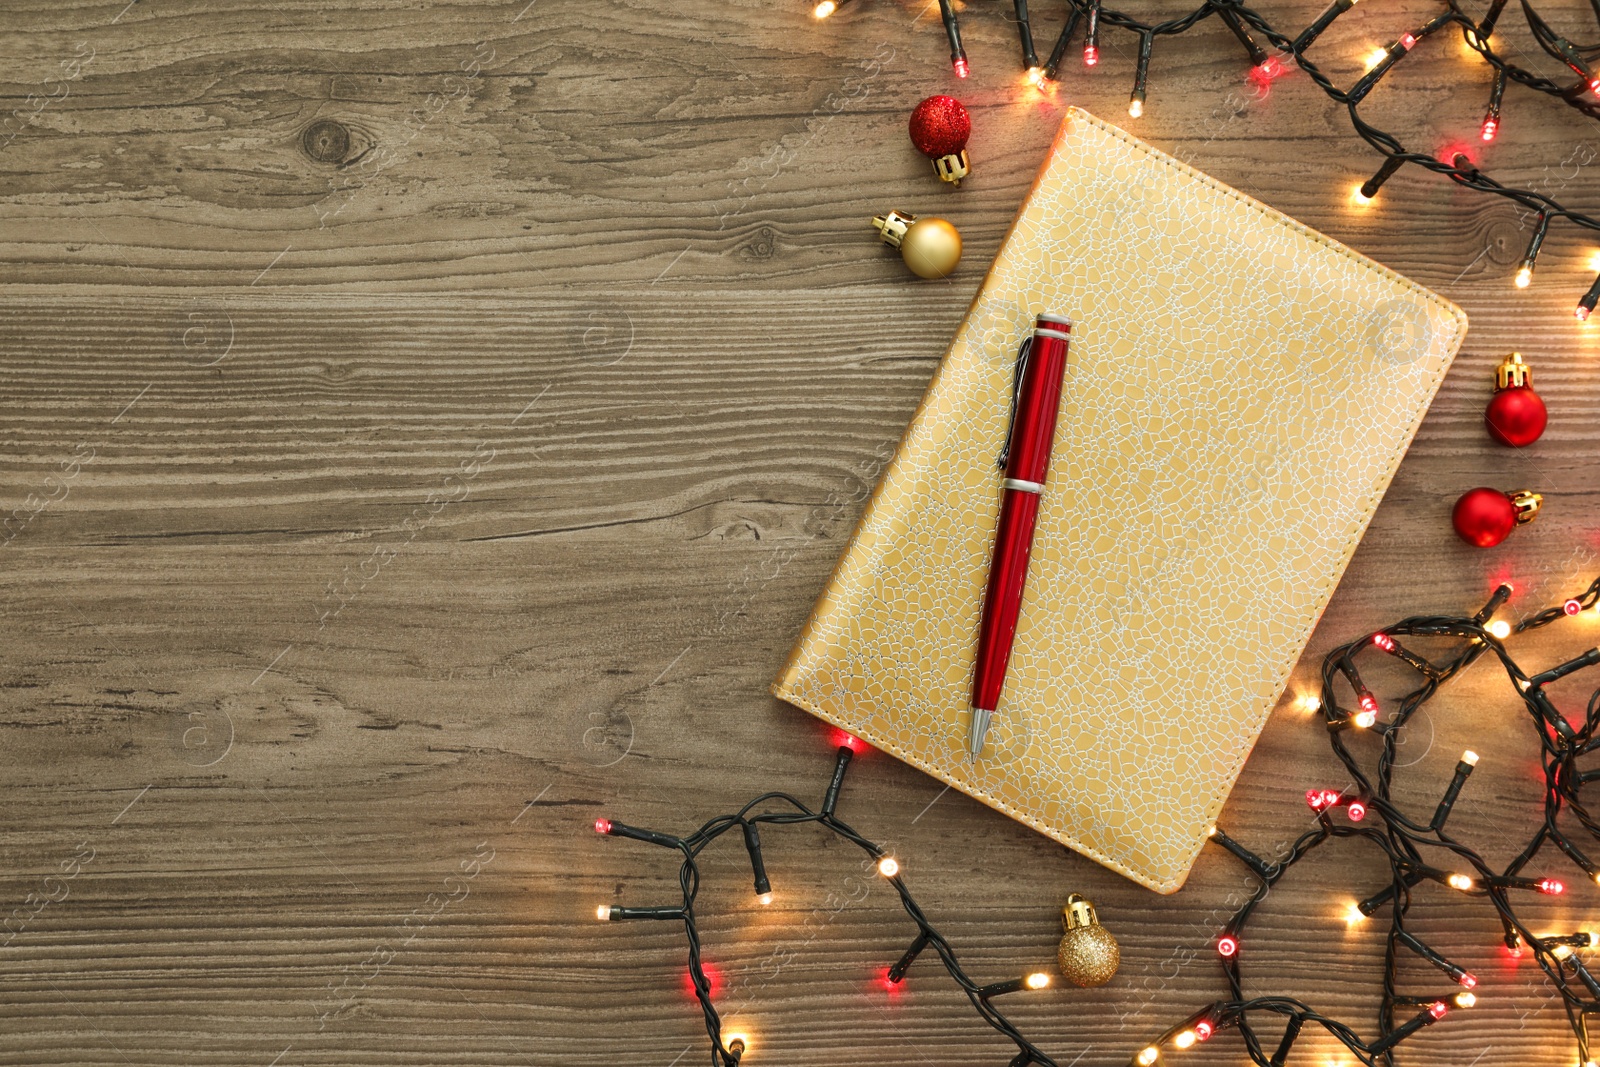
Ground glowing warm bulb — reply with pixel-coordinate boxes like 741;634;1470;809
1462;750;1479;766
877;856;900;878
1353;709;1377;729
812;0;836;16
1026;972;1050;989
1487;620;1512;639
1207;824;1218;837
1363;47;1388;71
1455;991;1477;1008
1128;98;1144;118
1137;1047;1160;1066
1515;265;1533;288
1174;1031;1198;1050
1025;66;1045;86
1592;871;1600;887
1553;943;1574;961
726;1032;751;1054
1588;931;1599;948
1296;694;1322;713
757;892;773;906
1585;1060;1597;1067
1447;873;1474;891
1344;903;1368;925
596;904;611;920
1350;183;1374;206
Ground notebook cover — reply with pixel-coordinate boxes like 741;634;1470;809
771;108;1467;894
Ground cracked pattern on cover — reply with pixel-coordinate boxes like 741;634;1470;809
774;108;1466;894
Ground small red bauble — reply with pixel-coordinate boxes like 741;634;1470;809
908;95;971;185
1452;486;1542;548
1485;351;1546;447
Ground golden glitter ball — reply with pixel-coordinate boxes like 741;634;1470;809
898;217;962;279
1057;893;1119;987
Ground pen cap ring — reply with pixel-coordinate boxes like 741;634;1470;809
1035;313;1072;337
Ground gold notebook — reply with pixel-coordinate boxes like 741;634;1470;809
772;108;1466;894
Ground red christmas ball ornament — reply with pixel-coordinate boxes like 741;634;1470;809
1452;486;1542;548
1484;351;1546;447
909;95;971;186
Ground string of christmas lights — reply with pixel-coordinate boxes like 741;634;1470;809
593;735;1060;1067
1138;575;1600;1067
812;0;1600;320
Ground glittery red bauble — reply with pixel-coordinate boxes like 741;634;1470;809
908;95;971;159
1485;385;1547;447
1452;487;1517;548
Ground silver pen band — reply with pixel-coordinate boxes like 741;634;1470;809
1001;478;1044;494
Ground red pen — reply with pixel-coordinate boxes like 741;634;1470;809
968;313;1072;761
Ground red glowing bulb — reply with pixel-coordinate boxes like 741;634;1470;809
1347;801;1367;822
1306;788;1327;810
1590;77;1600;93
952;56;969;79
1373;633;1395;651
1565;599;1583;616
1400;32;1417;49
879;967;903;991
1481;118;1497;142
1539;878;1566;894
1579;305;1592;322
1195;1021;1214;1041
1083;45;1099;67
1360;693;1379;713
594;817;612;834
1218;935;1238;958
1459;972;1476;989
832;729;864;753
1429;1000;1449;1019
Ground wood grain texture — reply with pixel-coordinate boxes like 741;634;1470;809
3;1;1600;1064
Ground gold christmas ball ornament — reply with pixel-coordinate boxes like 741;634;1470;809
1057;893;1119;987
872;209;962;280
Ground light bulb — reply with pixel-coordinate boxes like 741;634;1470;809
1592;871;1600;887
1026;972;1050;989
1194;1021;1213;1041
812;0;836;16
1462;750;1479;766
1553;943;1574;961
1459;972;1477;989
952;56;969;79
1084;45;1099;67
1174;1031;1197;1050
726;1032;750;1055
1588;931;1599;948
594;818;612;834
1447;873;1474;891
1137;1047;1160;1066
1354;709;1377;729
1538;878;1565;895
1363;46;1388;71
1373;633;1395;651
1206;824;1218;837
1025;66;1045;86
1217;935;1238;958
1296;694;1322;713
877;856;899;878
1566;599;1583;616
1350;183;1374;206
757;892;773;906
1455;991;1476;1008
1128;98;1144;118
596;904;612;920
1399;32;1417;49
1428;1000;1449;1020
1344;903;1367;925
1480;118;1497;142
1515;265;1533;289
1347;800;1367;821
1487;620;1511;639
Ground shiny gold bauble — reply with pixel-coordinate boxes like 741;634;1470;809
1057;893;1119;987
872;209;962;280
898;217;962;279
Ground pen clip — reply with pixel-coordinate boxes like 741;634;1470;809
997;334;1032;471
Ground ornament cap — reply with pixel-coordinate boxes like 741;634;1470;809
932;150;970;185
1510;489;1542;524
1063;892;1099;931
1496;351;1531;390
872;210;917;249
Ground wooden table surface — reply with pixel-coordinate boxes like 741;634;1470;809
4;2;1600;1065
